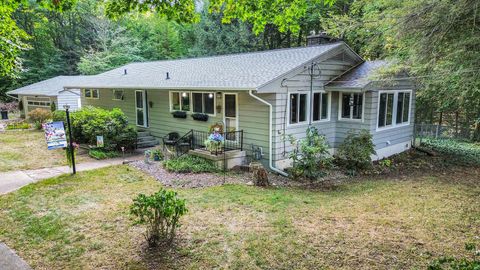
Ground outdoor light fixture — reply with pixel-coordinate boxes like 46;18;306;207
63;104;75;175
63;104;70;110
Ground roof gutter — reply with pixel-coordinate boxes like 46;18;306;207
6;93;18;100
248;90;288;177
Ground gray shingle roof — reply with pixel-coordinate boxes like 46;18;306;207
326;60;389;88
7;76;90;96
64;42;345;90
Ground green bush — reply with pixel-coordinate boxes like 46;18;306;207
50;101;56;112
130;188;188;247
70;106;137;150
421;137;480;165
6;122;30;130
52;110;66;122
88;148;120;160
336;129;376;172
163;155;218;173
27;108;52;130
428;243;479;270
286;126;332;181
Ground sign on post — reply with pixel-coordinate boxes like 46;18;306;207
44;121;68;150
96;135;104;148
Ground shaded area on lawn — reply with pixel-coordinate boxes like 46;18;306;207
0;130;92;172
0;165;479;269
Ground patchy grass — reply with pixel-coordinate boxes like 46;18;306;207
0;166;479;269
0;130;92;172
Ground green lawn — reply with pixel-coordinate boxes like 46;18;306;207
0;165;479;269
0;130;92;172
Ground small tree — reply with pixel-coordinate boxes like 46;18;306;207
130;188;188;247
336;129;376;172
27;108;52;129
287;126;332;181
50;101;56;112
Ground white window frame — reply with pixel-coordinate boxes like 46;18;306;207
112;90;124;101
311;91;331;123
191;91;216;116
169;91;191;112
84;89;99;99
287;91;310;126
376;89;413;131
338;92;365;122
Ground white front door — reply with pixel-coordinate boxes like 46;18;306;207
223;93;238;140
135;90;147;127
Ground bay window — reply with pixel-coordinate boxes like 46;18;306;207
289;93;308;124
340;93;363;120
377;90;411;129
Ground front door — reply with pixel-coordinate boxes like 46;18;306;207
135;90;148;127
224;93;238;140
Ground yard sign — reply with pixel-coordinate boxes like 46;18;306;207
44;121;68;150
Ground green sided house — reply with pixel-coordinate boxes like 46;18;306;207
63;39;415;174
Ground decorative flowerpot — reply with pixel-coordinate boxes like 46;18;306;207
191;113;209;121
153;154;161;161
172;111;187;118
1;111;8;120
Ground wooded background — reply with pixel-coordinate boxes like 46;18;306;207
1;0;479;139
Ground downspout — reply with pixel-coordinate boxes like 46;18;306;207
249;90;288;177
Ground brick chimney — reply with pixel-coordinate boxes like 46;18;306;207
306;31;336;46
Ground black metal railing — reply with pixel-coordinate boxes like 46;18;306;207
190;129;244;156
174;130;193;157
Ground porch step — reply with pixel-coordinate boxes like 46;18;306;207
136;130;160;149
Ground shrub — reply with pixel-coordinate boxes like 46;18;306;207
70;106;137;150
163;155;218;173
6;122;30;130
52;110;66;122
428;243;479;270
88;148;120;160
27;108;52;129
420;137;480;165
336;129;376;172
286;126;332;181
130;188;188;247
50;101;56;112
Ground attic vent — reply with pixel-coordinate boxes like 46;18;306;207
166;72;170;80
124;69;127;75
306;31;336;46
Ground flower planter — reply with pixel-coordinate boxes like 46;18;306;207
172;111;187;119
1;111;8;120
191;113;209;121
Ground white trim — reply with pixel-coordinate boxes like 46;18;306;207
338;92;365;122
311;91;331;123
223;93;239;132
286;91;311;127
135;90;147;128
376;89;413;132
112;90;124;101
84;89;99;99
248;90;288;176
191;91;217;117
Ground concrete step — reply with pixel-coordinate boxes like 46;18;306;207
137;131;152;137
138;136;158;143
137;139;160;149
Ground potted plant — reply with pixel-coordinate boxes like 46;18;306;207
204;131;224;154
172;111;187;118
191;113;209;121
151;149;164;161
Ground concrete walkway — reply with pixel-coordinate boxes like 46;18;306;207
0;155;143;195
0;243;32;270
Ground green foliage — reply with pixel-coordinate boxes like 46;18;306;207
286;126;332;181
421;138;480;165
69;106;137;151
428;243;479;270
88;148;120;160
27;108;52;129
163;155;219;173
336;130;376;172
6;122;30;130
130;188;188;247
150;149;164;161
52;110;66;122
379;159;392;168
50;101;56;112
